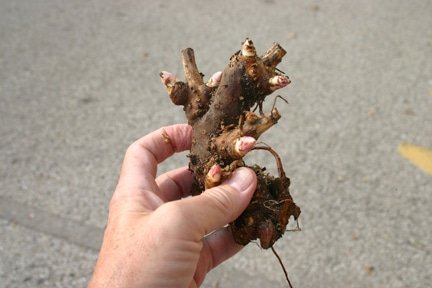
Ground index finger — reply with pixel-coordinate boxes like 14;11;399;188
114;124;192;203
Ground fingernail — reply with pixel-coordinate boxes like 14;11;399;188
224;167;255;192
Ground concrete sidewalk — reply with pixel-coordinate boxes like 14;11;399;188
1;0;431;287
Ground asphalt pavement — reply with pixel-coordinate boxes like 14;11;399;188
1;0;431;287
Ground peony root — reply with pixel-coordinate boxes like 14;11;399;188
160;38;300;249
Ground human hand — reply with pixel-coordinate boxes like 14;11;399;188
88;124;257;288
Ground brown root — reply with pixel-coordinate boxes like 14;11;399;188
161;38;300;249
271;246;294;288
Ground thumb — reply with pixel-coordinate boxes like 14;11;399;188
181;167;257;238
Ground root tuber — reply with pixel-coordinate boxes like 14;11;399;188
160;38;301;250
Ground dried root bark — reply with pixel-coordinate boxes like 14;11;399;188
160;39;300;249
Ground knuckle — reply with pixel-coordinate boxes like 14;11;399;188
125;141;142;157
154;202;189;229
153;202;202;240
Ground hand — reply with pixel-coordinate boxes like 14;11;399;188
88;124;257;288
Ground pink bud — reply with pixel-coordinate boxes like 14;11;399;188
208;164;222;181
235;136;256;156
159;71;176;86
206;71;222;87
269;75;290;87
205;164;222;189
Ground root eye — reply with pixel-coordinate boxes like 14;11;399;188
258;220;275;249
241;38;257;57
247;65;258;80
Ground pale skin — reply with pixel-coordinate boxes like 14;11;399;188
88;124;257;288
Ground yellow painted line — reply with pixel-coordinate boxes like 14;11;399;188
399;143;432;176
